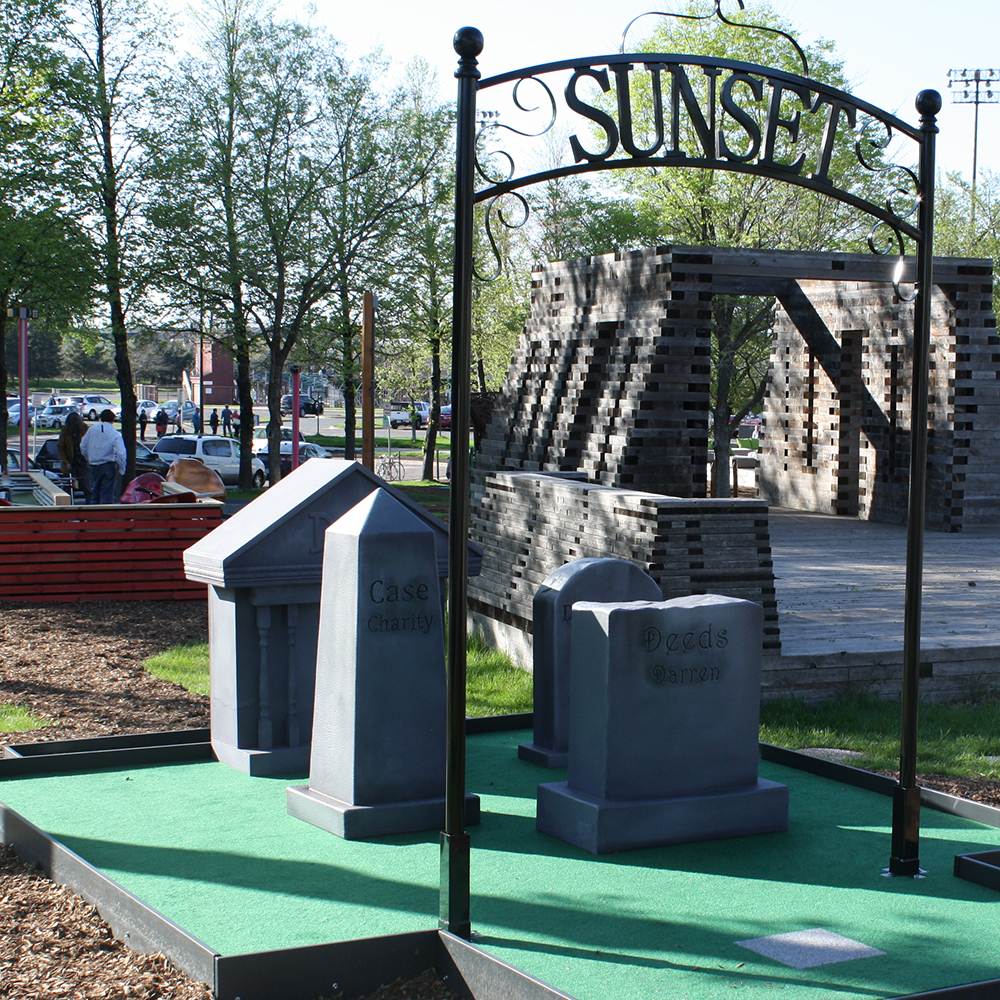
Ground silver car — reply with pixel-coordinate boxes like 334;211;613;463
36;404;77;429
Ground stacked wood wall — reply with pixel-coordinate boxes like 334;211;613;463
468;471;778;663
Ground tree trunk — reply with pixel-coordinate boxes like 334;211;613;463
422;336;441;481
266;342;285;485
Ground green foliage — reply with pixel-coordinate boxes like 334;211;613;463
59;332;116;380
616;1;878;252
142;630;532;718
0;702;48;734
761;690;1000;778
466;633;533;717
143;642;211;697
935;169;1000;319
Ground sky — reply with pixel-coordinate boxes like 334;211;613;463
169;0;1000;181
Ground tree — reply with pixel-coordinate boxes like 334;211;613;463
935;169;1000;318
148;6;439;480
597;1;886;494
145;0;266;486
61;0;169;480
0;0;78;465
383;60;453;480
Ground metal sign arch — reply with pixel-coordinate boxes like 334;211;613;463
442;20;941;938
473;52;926;249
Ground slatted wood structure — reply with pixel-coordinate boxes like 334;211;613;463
0;503;223;603
468;471;778;663
476;245;998;530
762;262;999;531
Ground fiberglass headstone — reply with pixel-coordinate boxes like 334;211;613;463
520;558;661;767
287;488;479;839
536;594;788;854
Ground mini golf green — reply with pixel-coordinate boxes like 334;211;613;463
2;728;999;1000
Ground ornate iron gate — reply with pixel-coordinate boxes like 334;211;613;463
443;6;941;935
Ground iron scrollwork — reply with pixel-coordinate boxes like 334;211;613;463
619;1;810;76
474;192;530;282
855;115;923;301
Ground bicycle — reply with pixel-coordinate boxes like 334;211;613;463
376;455;406;482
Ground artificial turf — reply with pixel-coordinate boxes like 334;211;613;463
2;728;999;1000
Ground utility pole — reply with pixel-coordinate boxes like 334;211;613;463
947;68;1000;236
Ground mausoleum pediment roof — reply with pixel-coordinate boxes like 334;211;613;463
183;459;480;588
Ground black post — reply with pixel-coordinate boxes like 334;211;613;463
889;88;940;878
440;25;482;940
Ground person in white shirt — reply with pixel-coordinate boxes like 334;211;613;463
80;409;127;504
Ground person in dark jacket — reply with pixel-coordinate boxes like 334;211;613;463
57;411;92;503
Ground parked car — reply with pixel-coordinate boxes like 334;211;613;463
36;404;78;429
7;403;38;427
160;399;198;427
4;448;38;472
280;393;324;416
440;405;451;430
250;426;306;453
135;399;161;420
151;434;266;486
257;441;330;480
66;395;121;421
52;396;83;413
35;438;170;477
387;401;430;429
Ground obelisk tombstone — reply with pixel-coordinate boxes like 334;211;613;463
287;488;479;838
519;558;661;767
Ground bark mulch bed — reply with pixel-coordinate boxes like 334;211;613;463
2;600;1000;998
0;600;458;1000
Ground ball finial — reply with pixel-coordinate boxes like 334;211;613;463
454;26;484;59
916;89;942;117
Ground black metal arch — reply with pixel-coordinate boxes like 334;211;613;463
442;22;942;939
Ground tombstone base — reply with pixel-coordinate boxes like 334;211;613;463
286;785;481;840
517;742;569;768
212;739;309;777
537;778;788;854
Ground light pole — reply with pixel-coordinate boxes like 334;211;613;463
8;305;39;466
947;68;1000;235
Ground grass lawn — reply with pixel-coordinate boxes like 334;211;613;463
143;642;211;697
141;633;531;717
0;703;48;735
760;689;1000;778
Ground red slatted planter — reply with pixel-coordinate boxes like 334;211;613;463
0;504;223;603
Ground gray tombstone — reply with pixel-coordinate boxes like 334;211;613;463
536;594;788;854
519;558;661;767
183;460;481;776
287;489;480;839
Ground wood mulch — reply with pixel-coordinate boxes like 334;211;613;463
2;600;1000;998
0;600;457;1000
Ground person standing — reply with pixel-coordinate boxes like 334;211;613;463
138;407;148;441
155;408;168;438
209;408;219;435
192;408;203;434
80;409;126;504
57;411;92;503
221;404;232;436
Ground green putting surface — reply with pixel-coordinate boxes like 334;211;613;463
3;728;1000;999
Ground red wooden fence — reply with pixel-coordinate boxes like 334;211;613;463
0;503;223;602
